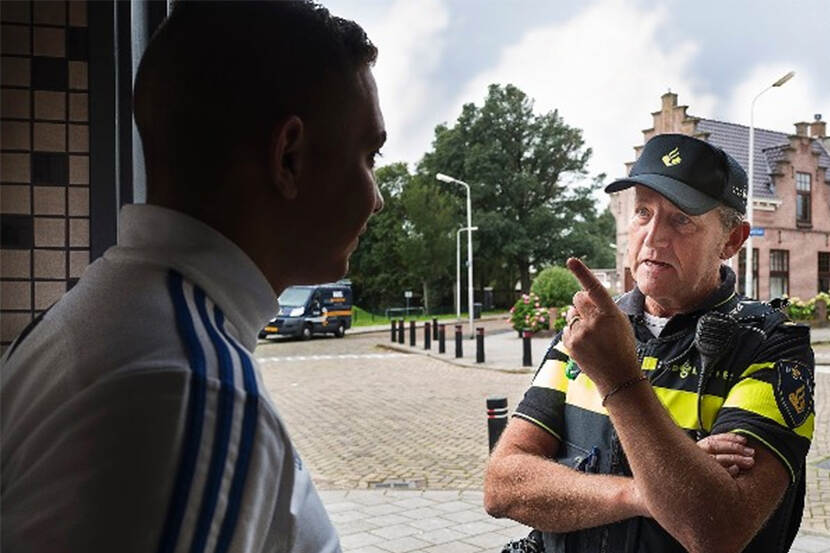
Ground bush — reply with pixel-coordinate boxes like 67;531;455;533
552;306;570;332
786;296;815;321
531;266;581;308
509;292;549;333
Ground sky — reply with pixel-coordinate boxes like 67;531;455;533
324;0;830;199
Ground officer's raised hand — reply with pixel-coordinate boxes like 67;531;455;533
562;257;641;396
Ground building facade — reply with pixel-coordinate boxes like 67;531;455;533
610;92;830;301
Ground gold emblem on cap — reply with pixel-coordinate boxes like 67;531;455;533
662;147;681;167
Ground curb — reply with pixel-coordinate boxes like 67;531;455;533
377;342;534;374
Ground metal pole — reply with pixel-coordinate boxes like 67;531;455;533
390;319;396;343
486;396;508;452
466;187;474;338
746;93;759;299
455;324;463;358
438;324;446;354
476;327;485;363
424;322;431;350
409;320;416;347
432;318;438;340
522;330;532;367
456;228;462;320
397;319;404;344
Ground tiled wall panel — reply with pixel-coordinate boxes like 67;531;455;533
1;1;89;350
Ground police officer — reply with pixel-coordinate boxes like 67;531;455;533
484;134;814;553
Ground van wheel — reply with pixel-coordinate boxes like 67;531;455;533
334;323;346;338
300;324;313;340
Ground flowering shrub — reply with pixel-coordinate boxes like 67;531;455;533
785;296;815;321
509;292;550;333
552;306;570;332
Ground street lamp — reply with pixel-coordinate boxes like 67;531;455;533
437;172;475;336
456;226;479;320
745;70;794;299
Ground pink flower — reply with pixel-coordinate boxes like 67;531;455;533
535;302;540;307
509;306;515;313
523;297;529;304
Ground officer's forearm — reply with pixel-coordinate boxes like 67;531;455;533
605;382;764;553
484;449;646;532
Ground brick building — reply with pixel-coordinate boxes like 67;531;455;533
610;92;830;301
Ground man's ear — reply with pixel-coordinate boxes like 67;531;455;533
721;221;751;259
270;116;304;200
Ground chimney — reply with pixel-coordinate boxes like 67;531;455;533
811;114;826;138
661;91;678;111
795;122;809;136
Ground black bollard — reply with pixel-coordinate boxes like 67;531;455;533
438;324;446;353
398;319;405;344
455;325;463;358
391;320;396;343
409;320;416;346
522;330;532;367
424;322;431;350
476;327;485;363
486;396;508;452
432;318;439;340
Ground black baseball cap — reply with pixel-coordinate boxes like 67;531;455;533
605;134;748;215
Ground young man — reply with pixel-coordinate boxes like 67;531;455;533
1;2;384;551
485;134;814;552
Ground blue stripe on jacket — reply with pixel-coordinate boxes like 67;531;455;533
189;290;237;553
214;310;261;553
158;271;208;553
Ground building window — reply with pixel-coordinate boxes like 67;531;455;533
770;249;789;298
796;172;812;225
820;252;830;293
738;247;759;299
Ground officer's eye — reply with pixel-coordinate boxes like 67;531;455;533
634;207;650;220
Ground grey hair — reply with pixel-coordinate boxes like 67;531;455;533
716;204;745;232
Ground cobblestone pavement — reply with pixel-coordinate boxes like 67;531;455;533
256;328;830;550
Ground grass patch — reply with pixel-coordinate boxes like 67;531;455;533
352;306;508;327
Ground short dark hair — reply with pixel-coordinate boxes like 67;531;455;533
134;1;377;194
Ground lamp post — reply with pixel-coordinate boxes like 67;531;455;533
745;70;794;299
456;226;479;320
437;173;475;337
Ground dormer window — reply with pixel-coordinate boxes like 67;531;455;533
796;171;812;225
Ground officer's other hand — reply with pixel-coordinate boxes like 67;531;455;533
696;433;755;477
563;257;640;395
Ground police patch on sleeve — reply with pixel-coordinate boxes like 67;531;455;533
775;359;813;428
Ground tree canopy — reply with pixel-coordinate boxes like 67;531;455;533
348;83;616;311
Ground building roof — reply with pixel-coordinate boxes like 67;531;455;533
696;118;830;199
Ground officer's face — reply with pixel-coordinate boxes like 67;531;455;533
627;186;730;315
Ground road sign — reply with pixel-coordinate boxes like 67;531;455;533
749;227;765;237
404;291;413;298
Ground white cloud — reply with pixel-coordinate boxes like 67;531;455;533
442;0;717;189
720;64;830;135
326;0;450;168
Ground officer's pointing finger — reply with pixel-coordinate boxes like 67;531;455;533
566;257;616;311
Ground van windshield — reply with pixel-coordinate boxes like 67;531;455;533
278;287;312;307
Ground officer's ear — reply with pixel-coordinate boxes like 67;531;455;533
721;221;750;260
269;116;304;200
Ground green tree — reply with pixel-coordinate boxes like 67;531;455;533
347;163;408;310
397;174;456;313
417;83;603;291
348;163;456;314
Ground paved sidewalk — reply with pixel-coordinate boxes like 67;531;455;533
318;489;830;553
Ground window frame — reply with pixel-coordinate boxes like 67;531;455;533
769;249;789;298
796;171;812;226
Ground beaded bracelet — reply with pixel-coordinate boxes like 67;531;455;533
601;375;648;406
